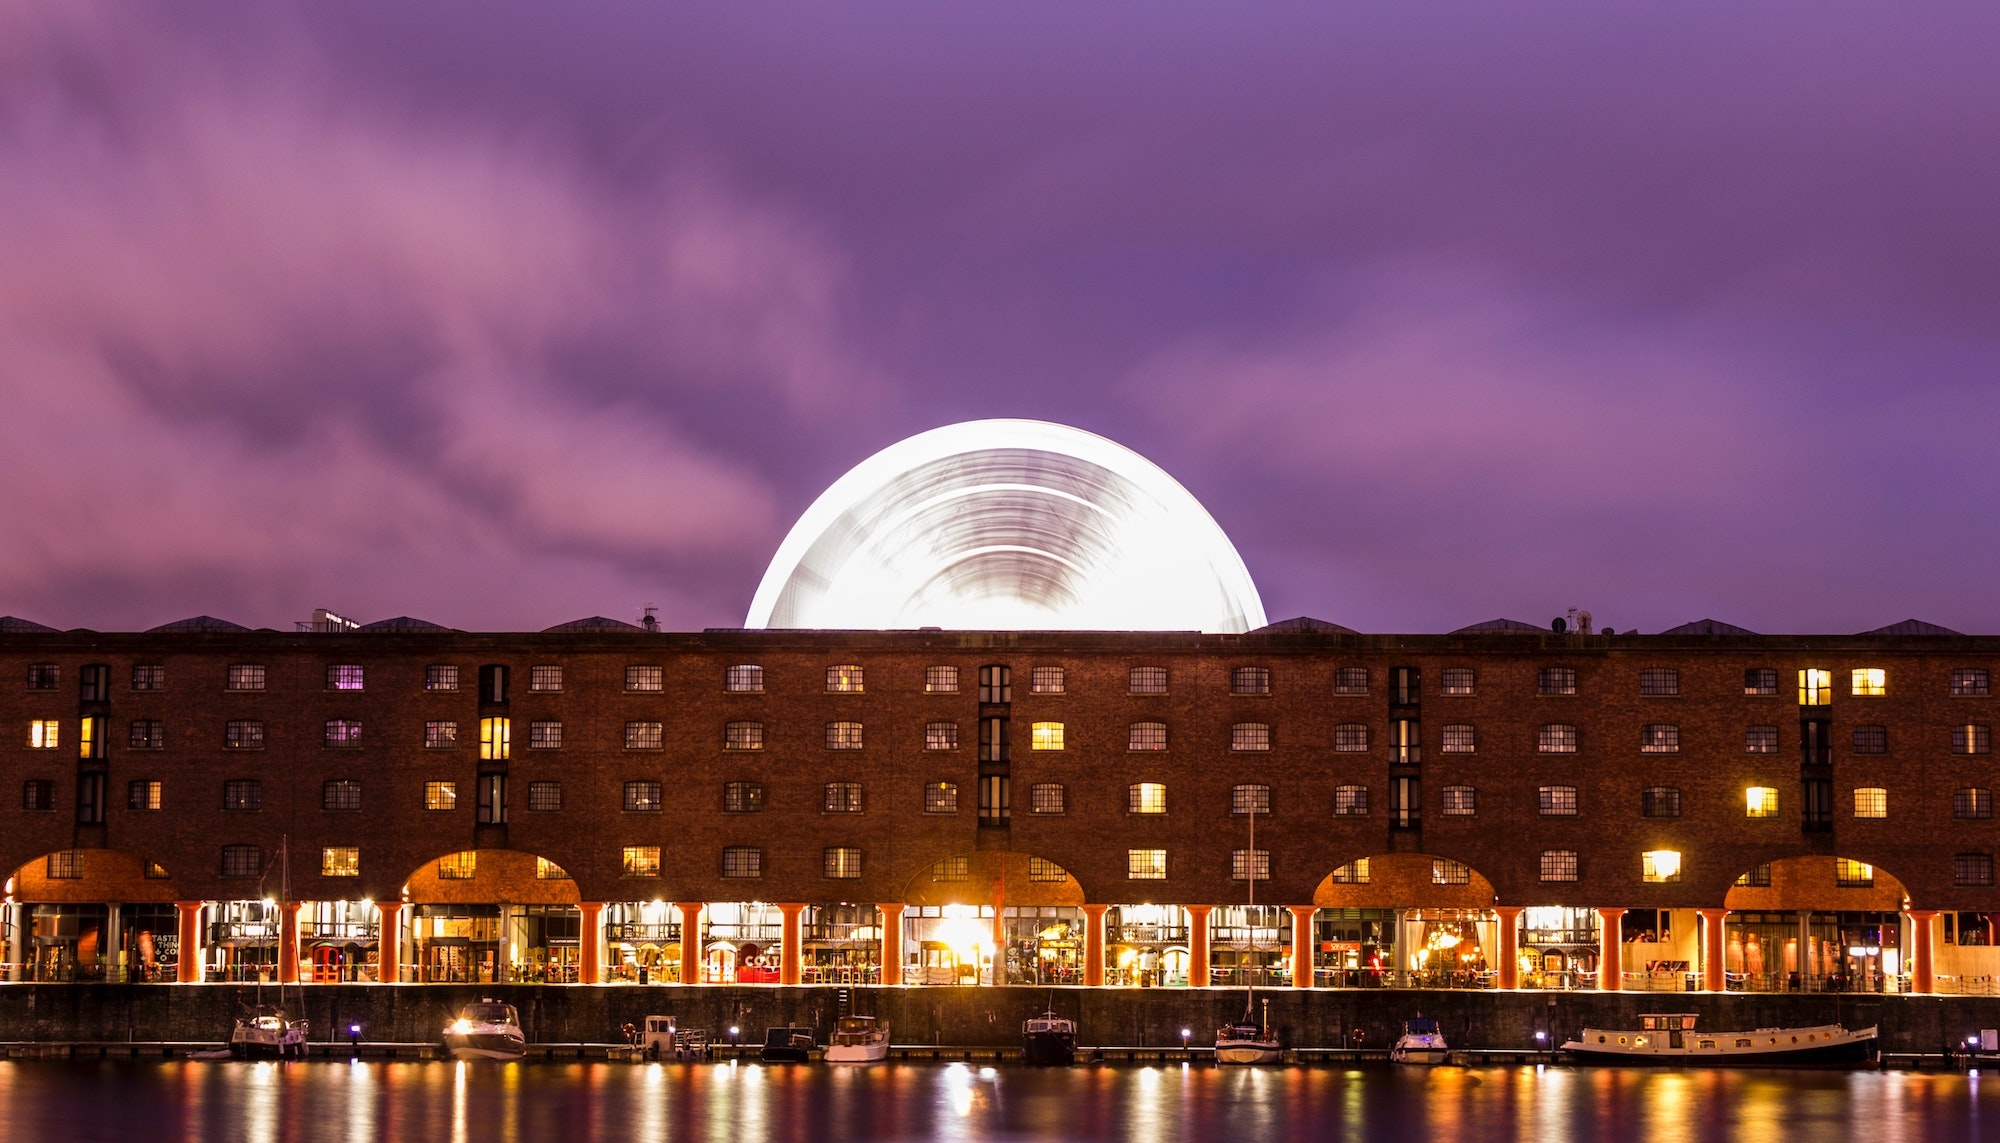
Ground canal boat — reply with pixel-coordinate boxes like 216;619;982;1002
230;1004;310;1060
444;999;528;1061
759;1025;816;1063
1560;1013;1878;1067
825;1016;891;1063
1390;1016;1449;1065
1022;1011;1077;1066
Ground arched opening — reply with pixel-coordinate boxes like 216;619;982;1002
4;850;178;982
400;849;581;984
1306;854;1500;989
899;852;1085;985
1722;855;1910;993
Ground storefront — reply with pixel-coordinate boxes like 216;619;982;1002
804;903;880;984
1519;906;1599;989
606;902;679;983
410;904;502;983
302;900;378;982
1105;905;1190;986
703;902;783;982
1211;905;1288;987
506;904;582;983
1312;908;1397;987
28;904;109;981
208;901;281;982
905;905;990;984
1404;908;1494;988
1001;906;1083;985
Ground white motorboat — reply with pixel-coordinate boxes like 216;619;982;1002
1390;1017;1449;1065
824;1015;891;1063
230;1005;309;1060
445;1000;528;1061
1560;1013;1878;1067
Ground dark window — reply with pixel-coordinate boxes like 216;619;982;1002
1540;851;1579;882
478;664;509;704
1639;724;1680;753
527;782;562;812
129;720;165;750
1232;784;1271;815
75;773;105;824
131;665;165;691
79;664;110;702
1800;718;1832;765
1333;785;1369;815
1745;725;1779;753
1803;776;1834;830
1954;788;1993;820
1233;666;1271;695
46;851;83;880
322;780;361;811
1390;777;1419;827
26;663;58;690
1129;667;1168;694
724;721;764;750
425;665;459;691
1538;724;1578;753
978;665;1011;703
1852;725;1888;755
623;781;664;811
1951;669;1991;697
221;845;262;878
1956;853;1994;887
1735;864;1772;887
22;780;56;811
223;780;261;811
324;719;362;747
1539;786;1578;816
1440;667;1475;695
722;847;762;878
723;782;763;813
1538;667;1577;696
476;773;507;824
225;664;265;691
1954;725;1992;755
529;721;562;749
978;774;1010;823
1391;667;1420;705
528;665;563;692
979;716;1009;762
224;720;264;750
1744;668;1779;696
1030;783;1065;814
1334;667;1369;695
1642;787;1682;818
823;782;863;813
1639;668;1679;696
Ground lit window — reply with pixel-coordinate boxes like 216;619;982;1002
1333;724;1369;752
1539;851;1578;882
1745;725;1779;753
1538;667;1577;696
924;666;958;693
528;665;563;692
825;665;864;693
1538;724;1577;753
437;852;476;880
1441;724;1475;753
129;780;163;811
1799;669;1832;705
1644;787;1682;818
480;717;510;760
725;664;764;692
1951;669;1990;697
26;663;58;690
143;862;169;880
824;782;863;813
1232;666;1270;695
625;721;664;750
1030;666;1065;694
1743;668;1779;696
322;780;361;811
724;721;764;750
1851;668;1886;697
623;781;663;811
1539;786;1577;816
27;720;58;749
723;782;762;813
1030;783;1066;814
1745;787;1779;818
1127;849;1167;880
1231;849;1271;881
626;666;664;692
1853;787;1887;818
1642;850;1682;883
1954;788;1993;820
527;782;562;812
1953;725;1992;755
321;847;359;878
1128;783;1167;814
226;664;266;692
326;664;364;691
1334;667;1369;695
225;720;263;749
1442;786;1476;816
1835;858;1873;887
1639;668;1679;696
1735;864;1772;887
924;782;958;813
623;847;662;878
223;780;262;811
925;722;958;750
424;721;457;749
1029;857;1068;882
1333;785;1369;816
536;857;570;879
931;856;969;882
1640;724;1679;753
1128;722;1167;751
1330;859;1371;884
1439;667;1475;695
1032;722;1065;750
1955;853;1994;887
823;847;863;879
425;665;459;692
1232;723;1272;751
131;664;166;691
826;721;864;750
424;781;457;811
323;719;362;747
220;846;261;879
1851;725;1887;754
1232;783;1271;815
1129;667;1168;694
1432;859;1471;885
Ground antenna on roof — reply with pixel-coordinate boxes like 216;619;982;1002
641;605;660;633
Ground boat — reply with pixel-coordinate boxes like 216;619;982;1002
229;1003;310;1060
445;999;528;1061
1215;808;1282;1065
824;1015;891;1063
1022;1011;1077;1066
759;1025;816;1063
1390;1016;1449;1065
1560;1013;1878;1067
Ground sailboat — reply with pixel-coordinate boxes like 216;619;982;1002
229;837;310;1060
1214;808;1282;1065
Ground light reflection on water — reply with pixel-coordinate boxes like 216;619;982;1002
0;1059;1994;1142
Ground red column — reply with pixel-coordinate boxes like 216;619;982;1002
1698;909;1729;992
1288;906;1317;988
1597;908;1626;991
376;901;403;984
676;902;704;983
778;903;805;985
175;902;204;983
1185;905;1213;988
278;902;303;985
578;902;604;984
1082;905;1108;987
877;904;904;985
1495;906;1523;990
1908;910;1940;995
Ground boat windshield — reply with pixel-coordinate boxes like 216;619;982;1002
463;1004;517;1024
836;1017;875;1032
1406;1018;1439;1034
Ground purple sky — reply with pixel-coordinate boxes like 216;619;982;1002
4;1;1997;635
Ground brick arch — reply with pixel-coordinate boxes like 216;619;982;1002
8;849;179;903
1310;852;1497;910
898;851;1086;909
1724;854;1909;913
399;849;582;905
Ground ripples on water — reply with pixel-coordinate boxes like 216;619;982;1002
0;1059;1991;1143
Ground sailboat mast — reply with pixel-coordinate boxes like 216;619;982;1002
1245;806;1254;1013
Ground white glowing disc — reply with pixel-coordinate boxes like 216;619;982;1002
745;420;1266;631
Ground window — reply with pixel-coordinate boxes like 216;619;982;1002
1954;725;1992;755
1333;724;1369;752
824;782;863;813
623;847;662;878
528;665;563;692
826;664;863;693
1745;725;1779;754
1844;725;1888;755
624;781;664;811
223;780;261;811
1440;724;1475;754
529;721;562;749
1853;787;1887;818
1330;859;1371;884
323;719;362;747
724;721;764;751
326;664;364;691
824;847;863;879
1442;785;1476;816
1956;853;1995;887
725;664;764;693
27;720;58;749
321;847;359;878
424;781;457;811
1955;788;1994;820
1128;783;1167;814
75;772;105;824
425;665;459;692
1391;667;1421;705
1231;849;1271;881
1835;858;1874;887
1127;722;1167;751
1952;669;1991;697
1799;669;1832;705
1432;859;1472;885
1539;786;1577;816
1129;667;1168;694
221;845;262;878
1030;666;1065;694
1232;723;1272;752
1030;783;1066;814
1644;786;1684;818
1538;667;1576;696
128;780;163;811
422;720;457;749
722;847;762;878
141;862;170;881
132;664;165;691
1642;850;1682;883
931;856;970;882
1736;864;1773;887
925;782;959;813
1639;668;1679;696
980;776;1012;825
22;780;55;811
1334;667;1369;695
1128;849;1167;880
1032;722;1065;751
1333;785;1369;816
437;852;476;880
626;666;664;692
924;665;958;693
20;663;62;692
478;774;507;825
1231;666;1270;695
826;721;864;750
128;720;164;750
226;664;266;692
1744;787;1778;818
1538;724;1577;753
978;665;1011;703
1744;668;1779;696
1540;851;1579;882
1851;668;1886;697
1440;667;1475;695
625;721;664;750
480;717;510;760
1028;857;1068;883
482;665;511;703
1639;724;1680;753
723;782;763;813
322;780;361;811
77;715;105;760
527;782;562;812
1232;784;1271;816
925;721;959;751
536;857;570;879
87;665;120;702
